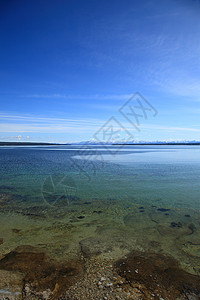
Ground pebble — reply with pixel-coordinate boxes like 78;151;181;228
106;283;113;287
98;285;103;289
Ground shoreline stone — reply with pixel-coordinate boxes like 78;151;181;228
0;245;84;299
0;269;24;300
116;251;200;300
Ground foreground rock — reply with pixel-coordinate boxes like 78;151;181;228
0;269;24;299
1;245;200;299
61;257;147;300
116;251;200;300
0;245;84;299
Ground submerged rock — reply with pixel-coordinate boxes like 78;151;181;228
188;223;196;234
0;185;14;191
170;221;182;228
0;193;14;205
12;229;21;234
79;238;112;257
148;240;161;248
157;208;170;212
185;214;191;218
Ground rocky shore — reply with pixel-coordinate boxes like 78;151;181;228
1;192;200;299
0;245;200;299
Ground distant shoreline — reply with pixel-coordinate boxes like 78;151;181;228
113;143;200;145
0;142;62;146
0;142;200;146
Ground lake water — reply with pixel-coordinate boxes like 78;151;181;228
0;145;200;275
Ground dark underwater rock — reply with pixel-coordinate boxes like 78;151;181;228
188;223;196;234
157;208;170;212
170;222;182;228
12;229;21;234
0;185;14;191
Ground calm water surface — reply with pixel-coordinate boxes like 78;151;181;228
0;145;200;273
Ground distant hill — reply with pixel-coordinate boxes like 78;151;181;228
74;140;200;145
0;142;62;146
0;141;200;146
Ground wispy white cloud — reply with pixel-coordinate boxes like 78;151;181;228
0;112;199;134
0;113;104;133
0;113;104;126
0;123;99;133
152;73;200;99
141;124;200;133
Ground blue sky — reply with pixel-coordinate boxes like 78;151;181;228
0;0;200;143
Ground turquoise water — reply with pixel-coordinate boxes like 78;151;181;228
0;145;200;273
1;145;200;207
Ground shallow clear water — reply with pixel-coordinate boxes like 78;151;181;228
0;145;200;273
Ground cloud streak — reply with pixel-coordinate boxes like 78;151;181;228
0;112;200;134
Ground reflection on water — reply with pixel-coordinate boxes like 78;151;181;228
0;145;200;297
